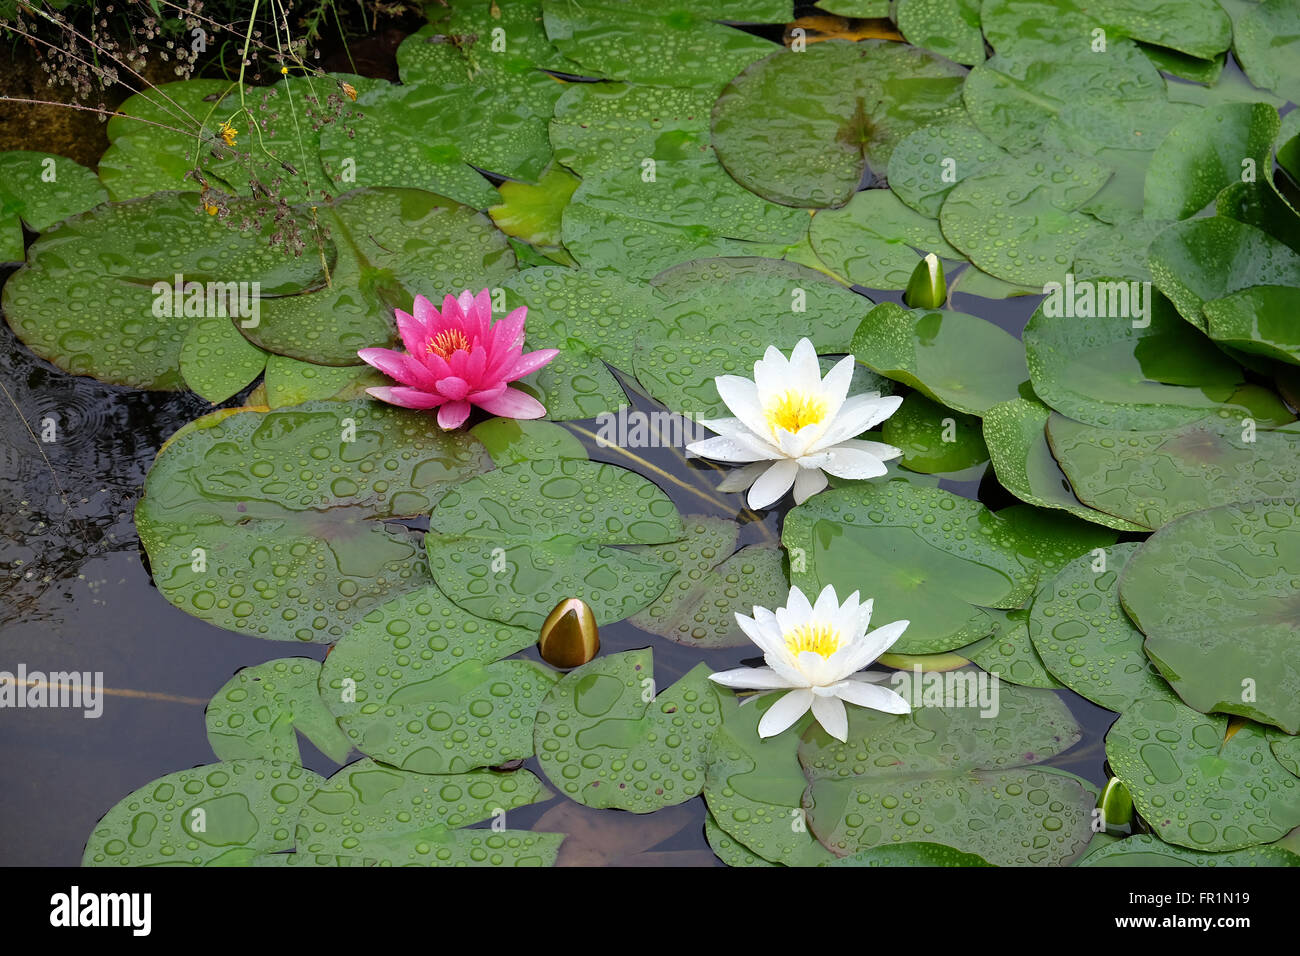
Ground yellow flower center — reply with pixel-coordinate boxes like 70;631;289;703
784;622;842;659
427;328;472;359
765;390;828;434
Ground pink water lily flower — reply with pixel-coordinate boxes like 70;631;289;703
359;289;558;430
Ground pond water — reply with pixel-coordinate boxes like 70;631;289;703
0;261;1114;866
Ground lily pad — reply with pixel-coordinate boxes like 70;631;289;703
880;391;989;476
886;118;1005;218
1077;833;1300;867
263;356;374;408
628;516;789;649
549;82;715;176
1231;0;1300;104
939;148;1111;286
980;0;1231;61
823;842;995;866
489;165;580;255
850;302;1028;416
981;397;1148;531
896;0;985;66
136;400;491;643
799;683;1093;866
1144;102;1279;221
711;40;968;208
1028;544;1177;713
533;648;722;812
469;417;588;465
1119;498;1300;733
783;481;1037;654
426;458;683;628
179;316;270;404
541;0;785;88
1023;286;1282;430
206;658;352;765
704;695;836;866
965;607;1063;689
1148;216;1300;332
706;812;775;867
1202;286;1300;365
83;760;325;866
320;587;554;773
809;189;960;290
1106;696;1300;850
1047;414;1300;530
0;151;107;261
295;758;561;865
1;191;327;390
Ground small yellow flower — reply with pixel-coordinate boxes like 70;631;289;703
205;203;218;215
218;121;237;147
280;66;289;75
341;82;357;101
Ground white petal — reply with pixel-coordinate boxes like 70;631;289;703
783;585;814;623
686;434;772;464
812;394;904;449
709;666;800;690
758;688;814;738
812;584;842;621
792;466;829;504
838;438;903;461
736;612;786;659
811;694;849;741
789;338;821;391
715;375;771;438
818;445;890;480
833;680;912;714
831;619;910;674
747;459;799;509
819;354;856;421
753;345;790;399
715;461;771;493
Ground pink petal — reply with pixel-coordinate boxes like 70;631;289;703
468;289;493;336
394;309;426;354
468;384;507;404
507;348;559;380
474;386;545;420
438;294;464;331
437;399;472;430
357;347;436;389
492;306;528;353
366;386;445;410
412;295;438;327
463;345;488;385
436;376;470;400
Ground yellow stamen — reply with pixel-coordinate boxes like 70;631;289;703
765;390;828;434
341;82;358;101
784;622;842;658
427;328;472;359
218;121;238;147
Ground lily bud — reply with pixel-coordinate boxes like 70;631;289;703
904;252;947;309
1096;777;1134;828
539;597;600;669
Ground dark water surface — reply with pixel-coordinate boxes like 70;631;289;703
0;257;1118;866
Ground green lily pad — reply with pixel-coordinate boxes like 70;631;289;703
83;760;325;866
263;356;376;408
320;587;554;774
296;758;560;865
206;658;352;765
982;397;1148;531
1231;0;1300;104
628;516;789;649
637;258;874;418
896;0;985;66
706;812;775;867
534;648;722;812
1139;44;1225;85
997;502;1121;577
489;165;579;255
809;189;960;290
881;391;988;476
179;316;270;404
711;40;967;208
1119;498;1300;733
965;607;1063;689
980;0;1231;61
703;695;836;866
549;81;714;177
1077;833;1300;866
430;0;580;74
1148;216;1300;332
799;683;1093;865
426;458;683;628
1047;414;1300;530
850;302;1028;416
939;148;1111;286
1144;102;1280;221
822;842;995;866
541;0;785;88
469;417;588;465
244;188;516;366
1028;544;1177;713
887;118;1005;219
0;151;107;260
136;400;491;643
562;159;809;279
1023;285;1281;430
1203;286;1300;365
2;191;327;390
1106;696;1300;850
1071;218;1169;282
783;481;1037;654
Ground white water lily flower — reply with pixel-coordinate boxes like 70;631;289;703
685;338;903;509
710;584;911;741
